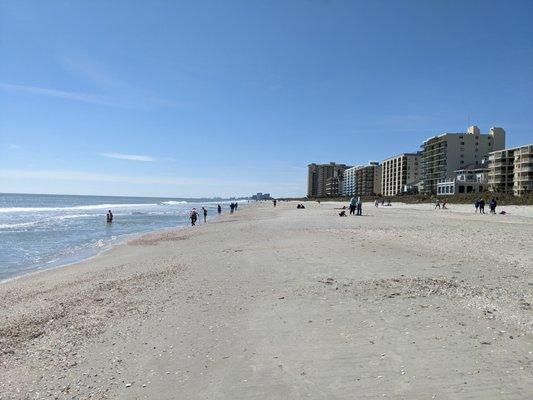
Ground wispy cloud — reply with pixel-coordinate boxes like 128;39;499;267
0;83;126;107
0;169;275;188
99;152;158;162
58;50;180;108
7;144;21;150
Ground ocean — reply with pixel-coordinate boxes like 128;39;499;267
0;193;236;281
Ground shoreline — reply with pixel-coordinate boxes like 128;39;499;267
1;201;532;399
0;206;232;284
3;200;532;285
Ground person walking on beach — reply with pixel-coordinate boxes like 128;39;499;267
273;199;277;207
230;203;235;214
202;207;208;223
479;198;485;214
106;210;113;223
189;208;198;226
475;198;480;213
489;198;497;214
217;204;222;214
442;199;447;209
349;196;357;215
234;202;238;211
356;197;362;216
374;199;379;207
434;199;441;209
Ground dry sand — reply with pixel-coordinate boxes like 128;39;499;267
1;201;532;399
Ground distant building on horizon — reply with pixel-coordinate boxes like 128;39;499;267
420;125;505;194
307;162;350;197
251;192;272;200
488;144;532;196
380;153;421;197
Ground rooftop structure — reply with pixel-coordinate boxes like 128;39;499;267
420;126;505;194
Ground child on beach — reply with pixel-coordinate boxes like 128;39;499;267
217;204;222;214
475;198;480;213
106;210;113;223
202;207;207;223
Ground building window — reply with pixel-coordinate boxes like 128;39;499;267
461;141;465;145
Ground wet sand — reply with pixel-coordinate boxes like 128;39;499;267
1;201;532;399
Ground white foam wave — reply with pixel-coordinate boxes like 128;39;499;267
0;203;157;213
159;201;188;205
0;221;39;229
0;214;95;230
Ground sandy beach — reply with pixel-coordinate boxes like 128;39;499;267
1;201;532;399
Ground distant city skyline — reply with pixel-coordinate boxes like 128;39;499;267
1;1;532;197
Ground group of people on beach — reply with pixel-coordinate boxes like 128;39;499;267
104;202;235;227
434;199;448;209
475;197;498;214
189;202;237;226
349;196;363;215
188;207;208;226
374;198;392;207
433;197;500;214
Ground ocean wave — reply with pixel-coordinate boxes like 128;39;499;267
0;203;157;213
0;214;94;230
159;201;188;205
0;221;39;229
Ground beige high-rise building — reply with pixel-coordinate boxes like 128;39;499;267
420;126;505;194
488;144;533;196
307;162;349;198
381;153;420;197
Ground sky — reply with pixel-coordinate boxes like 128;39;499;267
1;0;532;198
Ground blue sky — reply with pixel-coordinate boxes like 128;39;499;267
1;0;532;198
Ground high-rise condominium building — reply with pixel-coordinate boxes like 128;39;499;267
380;153;420;197
307;162;349;197
340;163;380;197
356;162;380;197
341;165;361;196
420;126;505;194
488;144;533;196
